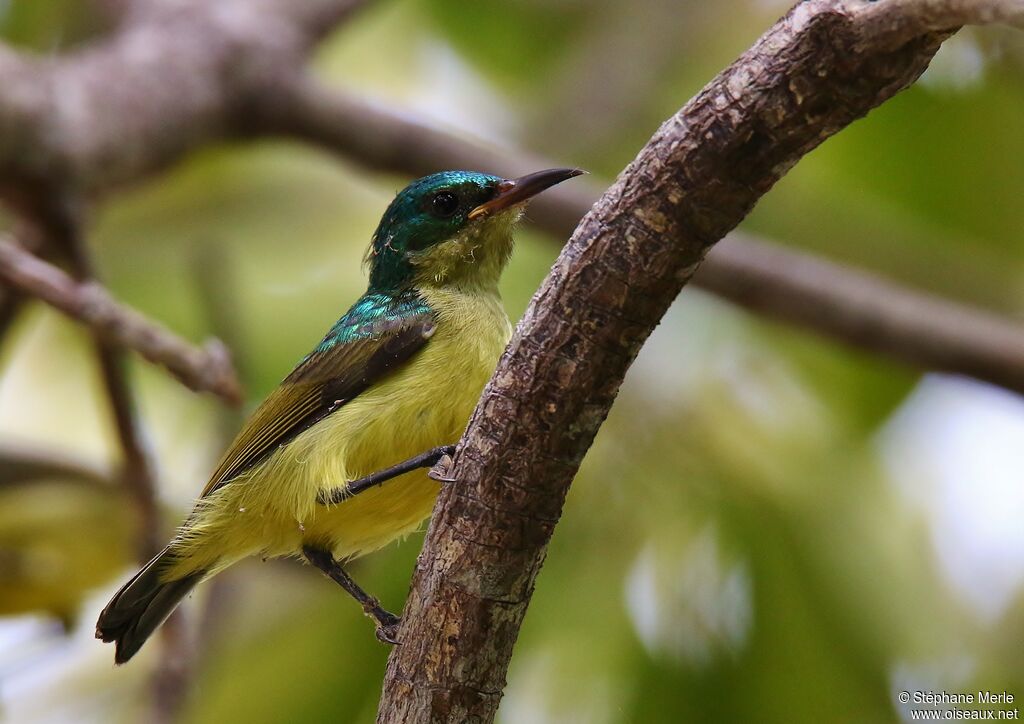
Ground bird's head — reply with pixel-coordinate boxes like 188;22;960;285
365;168;582;293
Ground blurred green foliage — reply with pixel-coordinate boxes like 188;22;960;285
1;1;1023;723
424;0;588;91
0;450;132;624
0;0;108;49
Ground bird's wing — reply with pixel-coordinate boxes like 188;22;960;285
200;302;436;498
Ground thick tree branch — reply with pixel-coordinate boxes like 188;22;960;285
374;1;1014;720
0;235;242;403
258;73;1024;396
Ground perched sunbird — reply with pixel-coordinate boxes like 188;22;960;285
96;168;582;664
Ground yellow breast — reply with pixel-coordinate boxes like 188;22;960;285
171;286;511;574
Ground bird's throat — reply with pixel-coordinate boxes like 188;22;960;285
407;207;520;293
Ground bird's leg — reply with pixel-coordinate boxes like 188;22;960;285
317;444;457;506
302;546;401;645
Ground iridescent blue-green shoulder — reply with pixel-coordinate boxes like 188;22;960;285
314;292;434;353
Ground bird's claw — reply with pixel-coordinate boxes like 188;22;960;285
427;453;457;483
373;611;402;645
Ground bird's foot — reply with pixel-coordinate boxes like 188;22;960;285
427;451;456;483
319;444;458;505
370;609;402;645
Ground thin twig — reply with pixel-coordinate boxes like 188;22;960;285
0;235;243;404
0;225;50;359
30;197;163;557
0;441;115;489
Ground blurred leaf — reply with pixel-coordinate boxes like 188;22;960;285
0;0;108;50
751;321;918;436
0;447;131;623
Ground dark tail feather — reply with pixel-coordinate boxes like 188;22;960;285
96;547;204;664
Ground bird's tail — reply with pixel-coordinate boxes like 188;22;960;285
95;546;204;664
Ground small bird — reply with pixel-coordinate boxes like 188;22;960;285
96;167;582;664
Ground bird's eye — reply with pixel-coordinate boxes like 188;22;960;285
430;191;459;218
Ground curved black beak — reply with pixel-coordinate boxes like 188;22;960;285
468;168;585;220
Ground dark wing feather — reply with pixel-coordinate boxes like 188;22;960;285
200;305;435;498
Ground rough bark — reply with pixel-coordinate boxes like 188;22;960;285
376;1;966;721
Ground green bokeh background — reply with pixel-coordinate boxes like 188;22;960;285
1;2;1022;723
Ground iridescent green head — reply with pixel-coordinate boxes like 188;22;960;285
366;168;582;292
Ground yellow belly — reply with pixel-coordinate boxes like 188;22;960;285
167;287;510;578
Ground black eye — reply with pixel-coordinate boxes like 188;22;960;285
430;191;459;218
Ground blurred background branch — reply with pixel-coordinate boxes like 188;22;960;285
28;196;163;559
0;236;242;403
